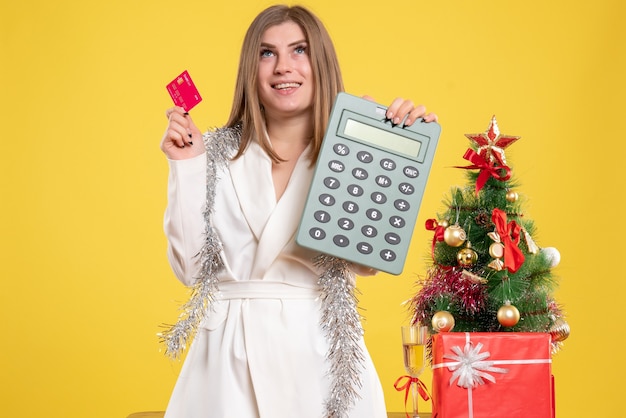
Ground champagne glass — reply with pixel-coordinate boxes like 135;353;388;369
401;324;429;418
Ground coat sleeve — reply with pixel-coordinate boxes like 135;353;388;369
163;153;207;287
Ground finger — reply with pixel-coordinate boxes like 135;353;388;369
404;104;428;127
165;106;186;119
388;99;421;126
385;98;405;123
180;113;194;145
361;95;376;102
423;112;438;123
181;112;202;145
165;126;189;148
168;110;195;146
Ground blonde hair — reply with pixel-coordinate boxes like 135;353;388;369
226;4;344;164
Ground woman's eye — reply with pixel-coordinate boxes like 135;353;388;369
295;45;307;54
260;49;274;58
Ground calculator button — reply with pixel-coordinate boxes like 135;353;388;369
324;177;341;189
375;175;392;188
314;210;331;223
371;192;387;204
398;182;415;195
389;216;406;228
342;201;359;213
394;199;410;211
357;242;373;255
366;208;383;221
309;228;326;240
333;235;350;247
347;184;364;197
380;249;397;262
333;143;350;156
338;218;355;230
403;166;419;178
329;160;345;173
385;232;401;245
352;167;368;180
357;151;373;163
380;158;396;171
361;225;378;237
319;194;336;206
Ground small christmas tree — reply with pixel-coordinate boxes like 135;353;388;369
410;116;570;353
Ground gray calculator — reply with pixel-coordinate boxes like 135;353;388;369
296;92;441;275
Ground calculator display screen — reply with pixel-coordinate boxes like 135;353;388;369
343;118;422;157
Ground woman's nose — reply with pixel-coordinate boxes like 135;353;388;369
274;56;292;74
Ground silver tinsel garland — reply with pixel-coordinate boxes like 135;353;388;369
316;255;365;418
159;125;364;418
158;125;241;358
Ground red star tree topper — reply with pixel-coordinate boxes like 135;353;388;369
465;115;520;165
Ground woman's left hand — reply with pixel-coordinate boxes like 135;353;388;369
363;95;438;126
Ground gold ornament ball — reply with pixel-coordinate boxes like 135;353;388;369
457;247;478;266
506;190;519;202
432;310;455;332
549;318;570;342
444;224;466;247
497;304;520;327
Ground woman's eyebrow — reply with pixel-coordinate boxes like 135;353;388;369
260;39;308;49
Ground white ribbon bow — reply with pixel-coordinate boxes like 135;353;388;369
444;342;508;388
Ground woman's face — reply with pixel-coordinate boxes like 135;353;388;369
257;21;314;121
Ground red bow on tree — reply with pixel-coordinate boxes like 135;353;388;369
425;219;445;259
492;208;525;273
456;148;511;194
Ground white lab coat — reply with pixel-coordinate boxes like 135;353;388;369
163;138;387;418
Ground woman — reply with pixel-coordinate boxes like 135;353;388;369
159;5;437;418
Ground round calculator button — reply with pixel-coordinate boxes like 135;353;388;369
380;249;397;262
329;160;345;173
357;242;373;255
389;216;406;228
371;192;387;204
338;218;355;230
361;225;378;238
319;193;336;206
333;143;350;156
357;151;373;163
394;199;410;212
398;182;415;195
342;201;359;213
314;210;331;223
380;158;396;171
347;184;364;197
403;166;420;178
309;228;326;240
375;175;392;188
333;235;350;247
366;208;383;221
323;177;341;189
351;167;368;180
385;232;401;245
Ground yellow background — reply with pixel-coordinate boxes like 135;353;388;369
1;0;624;417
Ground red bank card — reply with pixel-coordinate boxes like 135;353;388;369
166;70;202;112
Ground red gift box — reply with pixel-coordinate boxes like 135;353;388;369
431;332;554;418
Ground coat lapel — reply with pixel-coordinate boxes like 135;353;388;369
230;141;314;277
229;141;276;241
252;146;314;276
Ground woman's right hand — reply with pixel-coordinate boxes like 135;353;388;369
160;107;204;160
